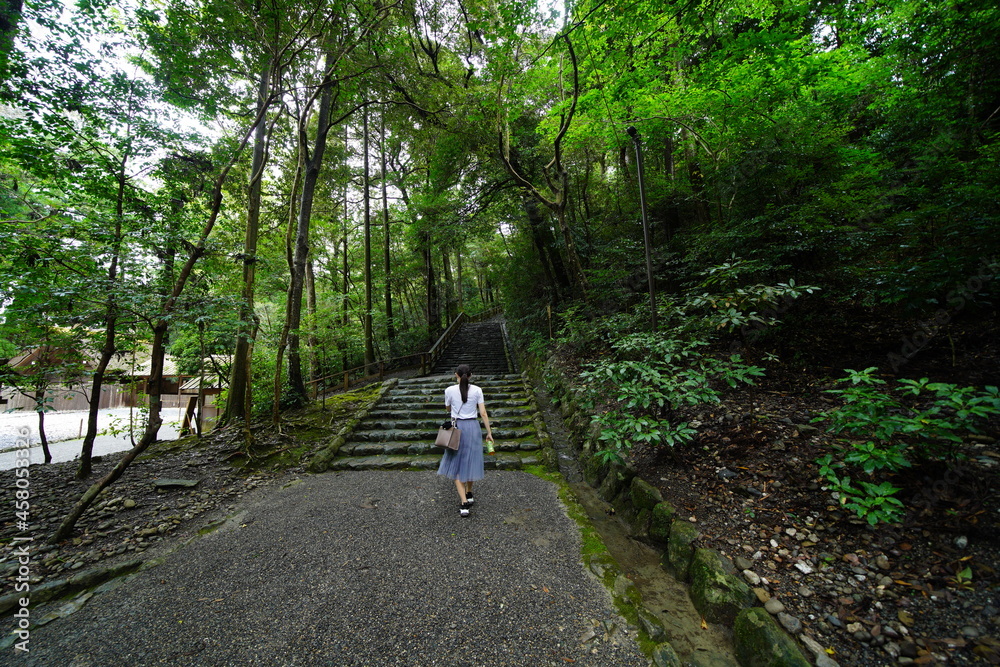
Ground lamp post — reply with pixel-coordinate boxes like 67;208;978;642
626;126;657;332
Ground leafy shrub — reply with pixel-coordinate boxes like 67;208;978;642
580;332;764;464
560;257;820;464
813;367;1000;524
686;255;820;336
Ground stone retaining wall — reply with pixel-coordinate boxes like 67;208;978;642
525;353;814;667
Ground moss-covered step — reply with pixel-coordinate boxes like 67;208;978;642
327;452;540;472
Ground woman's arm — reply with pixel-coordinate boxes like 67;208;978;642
478;402;493;441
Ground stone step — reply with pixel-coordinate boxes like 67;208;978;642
379;394;532;407
350;427;534;443
328;452;541;472
361;416;534;432
401;377;522;389
340;440;541;457
367;406;534;420
384;383;527;398
431;321;511;375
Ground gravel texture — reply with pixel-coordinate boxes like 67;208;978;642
7;471;648;666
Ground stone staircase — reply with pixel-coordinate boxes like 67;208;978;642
328;374;547;471
431;319;513;375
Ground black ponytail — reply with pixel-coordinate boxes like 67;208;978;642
456;364;471;404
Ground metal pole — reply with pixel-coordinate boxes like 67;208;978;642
626;126;657;332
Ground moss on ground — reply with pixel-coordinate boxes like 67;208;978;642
140;384;384;472
523;464;608;559
522;464;664;657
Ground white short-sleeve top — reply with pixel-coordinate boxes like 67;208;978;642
445;383;483;419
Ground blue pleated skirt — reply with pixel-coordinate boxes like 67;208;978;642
436;418;485;482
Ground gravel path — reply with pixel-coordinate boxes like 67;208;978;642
11;471;648;666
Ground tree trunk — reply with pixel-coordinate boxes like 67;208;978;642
380;112;395;348
197;320;206;436
341;167;350;372
225;60;272;423
522;197;567;299
79;156;126;478
424;234;440;344
287;60;336;404
305;260;318;382
77;317;115;477
34;389;51;463
442;249;455;323
272;139;303;422
456;249;464;313
362;103;375;371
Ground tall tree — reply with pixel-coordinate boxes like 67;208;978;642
380;111;395;346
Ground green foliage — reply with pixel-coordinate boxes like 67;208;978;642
814;368;1000;524
686;256;820;334
579;331;764;461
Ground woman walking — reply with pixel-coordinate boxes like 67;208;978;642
438;364;494;517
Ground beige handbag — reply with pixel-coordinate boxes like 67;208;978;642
434;420;461;450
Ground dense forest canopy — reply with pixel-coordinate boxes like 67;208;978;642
1;0;998;481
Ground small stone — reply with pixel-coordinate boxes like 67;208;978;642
797;586;814;597
742;570;761;586
754;588;770;604
717;467;738;480
764;598;785;615
794;561;814;575
734;556;753;571
954;535;968;549
153;478;201;489
826;614;843;629
688;516;697;523
785;527;797;537
123;499;136;509
846;622;862;634
875;555;890;571
960;626;980;639
777;612;802;634
899;641;918;658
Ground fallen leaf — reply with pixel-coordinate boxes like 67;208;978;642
701;618;708;630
